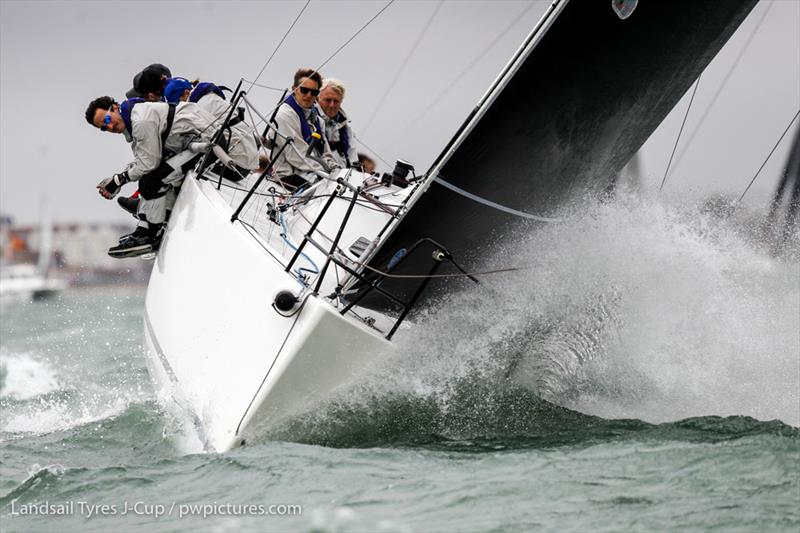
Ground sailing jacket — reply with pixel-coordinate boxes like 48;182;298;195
268;96;340;182
191;90;259;171
122;102;215;182
320;106;358;169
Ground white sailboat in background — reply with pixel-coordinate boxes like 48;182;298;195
0;200;67;305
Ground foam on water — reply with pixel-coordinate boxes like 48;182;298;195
0;349;145;438
0;350;60;400
517;194;799;426
1;393;131;435
310;193;800;439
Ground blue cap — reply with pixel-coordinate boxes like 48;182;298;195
163;77;193;104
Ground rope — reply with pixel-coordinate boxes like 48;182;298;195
246;0;311;92
433;176;563;222
354;257;533;280
737;109;800;203
659;74;702;192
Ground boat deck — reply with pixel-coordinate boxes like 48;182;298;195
198;167;416;336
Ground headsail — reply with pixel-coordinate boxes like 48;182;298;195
360;0;759;311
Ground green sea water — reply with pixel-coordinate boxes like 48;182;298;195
1;199;799;532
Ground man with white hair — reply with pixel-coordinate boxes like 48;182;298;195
317;78;359;169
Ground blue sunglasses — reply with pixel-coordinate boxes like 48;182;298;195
100;113;112;132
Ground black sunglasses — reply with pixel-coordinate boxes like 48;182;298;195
298;86;320;97
100;113;112;132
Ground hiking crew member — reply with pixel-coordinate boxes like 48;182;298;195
317;78;358;169
85;96;218;257
126;63;172;101
267;68;340;191
186;80;259;180
163;77;259;181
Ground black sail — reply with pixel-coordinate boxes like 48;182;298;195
767;127;800;252
360;0;759;311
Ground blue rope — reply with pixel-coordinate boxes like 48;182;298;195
279;207;319;285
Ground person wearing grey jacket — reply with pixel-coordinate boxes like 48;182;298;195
265;68;340;191
185;81;259;178
85;96;218;257
317;78;359;169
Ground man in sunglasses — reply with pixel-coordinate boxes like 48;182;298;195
266;68;340;191
84;95;218;258
317;78;359;170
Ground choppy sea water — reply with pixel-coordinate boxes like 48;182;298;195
1;197;798;532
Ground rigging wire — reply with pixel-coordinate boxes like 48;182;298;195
310;0;396;77
659;74;702;192
385;1;537;148
241;79;286;92
360;0;444;137
246;0;311;92
354;137;393;169
666;1;775;180
737;109;800;203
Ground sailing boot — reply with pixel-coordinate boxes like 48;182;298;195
108;226;156;258
138;224;165;261
117;195;140;217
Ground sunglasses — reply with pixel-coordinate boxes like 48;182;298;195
298;86;320;97
100;113;112;132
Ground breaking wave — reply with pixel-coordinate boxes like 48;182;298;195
0;349;149;439
271;193;799;446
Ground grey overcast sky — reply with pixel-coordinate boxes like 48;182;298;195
0;0;798;225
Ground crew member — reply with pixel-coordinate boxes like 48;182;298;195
178;78;259;180
126;63;172;101
85;96;217;257
357;153;377;175
317;78;358;169
266;68;340;191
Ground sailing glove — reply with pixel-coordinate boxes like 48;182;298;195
97;171;130;199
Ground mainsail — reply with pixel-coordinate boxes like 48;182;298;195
360;0;759;310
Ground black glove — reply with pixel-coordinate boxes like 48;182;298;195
97;171;130;199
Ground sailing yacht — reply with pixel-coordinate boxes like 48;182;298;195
142;0;759;452
0;264;66;304
0;209;66;305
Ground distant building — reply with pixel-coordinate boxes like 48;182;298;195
1;215;150;285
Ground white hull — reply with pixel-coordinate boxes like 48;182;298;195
143;172;409;452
